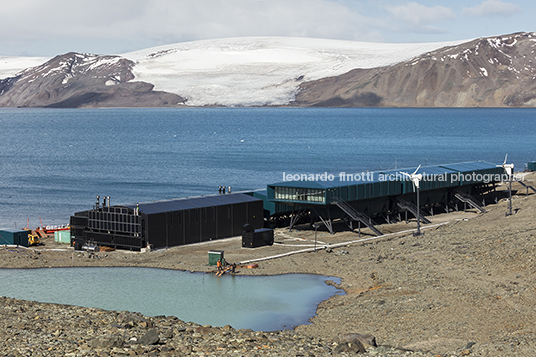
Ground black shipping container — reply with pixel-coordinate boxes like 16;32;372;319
242;228;274;248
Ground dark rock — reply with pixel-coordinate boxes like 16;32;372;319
89;334;124;349
138;328;160;345
466;341;476;349
117;311;147;326
334;340;366;354
340;333;377;347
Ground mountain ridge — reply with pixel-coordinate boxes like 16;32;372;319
0;52;184;108
293;32;536;107
1;33;535;108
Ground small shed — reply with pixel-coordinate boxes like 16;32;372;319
0;229;29;247
54;230;72;244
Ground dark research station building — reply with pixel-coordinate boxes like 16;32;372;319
70;193;263;250
70;160;532;251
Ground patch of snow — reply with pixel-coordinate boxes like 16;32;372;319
40;66;64;78
62;74;73;84
85;56;122;72
480;67;488;76
122;36;467;106
0;56;50;79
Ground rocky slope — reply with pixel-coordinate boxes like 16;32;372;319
0;52;185;108
1;296;445;356
294;32;536;107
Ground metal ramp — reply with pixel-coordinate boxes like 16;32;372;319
451;190;487;213
514;177;536;194
331;198;382;236
396;199;432;224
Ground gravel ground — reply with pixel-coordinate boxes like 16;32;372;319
1;173;535;356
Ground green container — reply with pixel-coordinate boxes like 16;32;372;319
528;162;536;171
0;229;28;247
208;250;224;266
0;229;18;245
54;230;71;244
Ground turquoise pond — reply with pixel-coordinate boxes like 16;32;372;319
0;267;343;331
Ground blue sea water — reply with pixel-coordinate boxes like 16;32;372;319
0;107;535;228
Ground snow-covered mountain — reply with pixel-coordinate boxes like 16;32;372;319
0;37;464;108
294;32;536;107
121;37;466;106
4;34;536;108
0;52;184;108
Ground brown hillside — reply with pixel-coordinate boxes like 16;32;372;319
0;52;185;108
294;32;536;107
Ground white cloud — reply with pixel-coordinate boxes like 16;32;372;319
0;0;530;56
384;2;455;34
463;0;521;17
0;0;381;55
386;2;456;26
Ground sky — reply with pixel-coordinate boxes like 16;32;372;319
0;0;532;57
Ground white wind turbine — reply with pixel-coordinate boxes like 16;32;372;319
498;154;514;216
400;165;423;236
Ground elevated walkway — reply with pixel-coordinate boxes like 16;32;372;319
331;198;382;236
395;199;432;224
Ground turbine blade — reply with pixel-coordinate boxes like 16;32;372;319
412;165;421;175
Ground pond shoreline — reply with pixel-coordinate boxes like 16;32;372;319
0;266;343;332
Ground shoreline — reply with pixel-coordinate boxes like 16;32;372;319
1;173;536;355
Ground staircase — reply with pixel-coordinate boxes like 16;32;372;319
451;190;487;213
396;199;432;224
331;198;382;236
514;177;536;194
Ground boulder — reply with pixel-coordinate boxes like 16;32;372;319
138;328;160;345
340;333;377;347
89;334;124;349
334;340;366;354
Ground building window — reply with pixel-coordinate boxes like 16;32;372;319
274;187;325;203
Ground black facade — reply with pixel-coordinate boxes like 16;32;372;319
70;193;263;250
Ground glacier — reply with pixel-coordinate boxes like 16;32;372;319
121;37;468;107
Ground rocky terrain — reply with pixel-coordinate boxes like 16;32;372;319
1;173;535;356
294;32;536;107
1;296;438;357
0;52;185;108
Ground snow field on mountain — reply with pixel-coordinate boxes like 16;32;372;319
122;37;466;106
